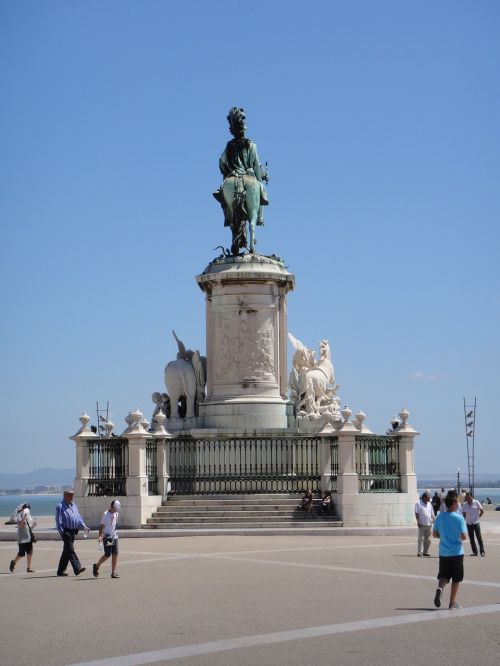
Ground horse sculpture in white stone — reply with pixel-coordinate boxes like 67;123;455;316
288;334;338;416
164;331;206;419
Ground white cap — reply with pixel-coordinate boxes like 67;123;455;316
113;500;121;510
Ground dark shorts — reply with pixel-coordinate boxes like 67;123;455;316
437;555;464;583
17;542;33;557
104;539;119;557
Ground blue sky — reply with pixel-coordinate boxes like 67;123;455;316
1;1;499;478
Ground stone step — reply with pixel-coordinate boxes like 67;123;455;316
144;521;343;529
147;515;339;524
162;499;321;507
154;507;309;515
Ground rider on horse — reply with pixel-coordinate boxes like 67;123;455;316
213;107;268;242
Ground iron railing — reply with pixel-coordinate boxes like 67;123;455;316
330;438;339;493
146;439;158;495
168;437;324;494
87;438;128;497
355;435;401;492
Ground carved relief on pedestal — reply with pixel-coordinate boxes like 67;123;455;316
213;306;276;385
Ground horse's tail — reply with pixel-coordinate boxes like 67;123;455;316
233;176;247;221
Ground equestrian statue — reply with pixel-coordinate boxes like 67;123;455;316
213;107;269;255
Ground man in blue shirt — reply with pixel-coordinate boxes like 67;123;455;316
432;491;468;609
55;489;89;576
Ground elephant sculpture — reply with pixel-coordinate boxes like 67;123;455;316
164;331;206;420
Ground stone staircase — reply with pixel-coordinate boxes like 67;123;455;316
143;495;343;529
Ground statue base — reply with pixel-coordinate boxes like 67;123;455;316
196;253;295;430
198;397;295;430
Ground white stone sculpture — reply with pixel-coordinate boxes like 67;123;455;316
164;330;206;419
151;391;170;424
288;333;341;424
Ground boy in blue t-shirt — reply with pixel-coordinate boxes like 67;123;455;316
432;492;468;609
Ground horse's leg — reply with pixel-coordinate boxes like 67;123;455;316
247;186;260;253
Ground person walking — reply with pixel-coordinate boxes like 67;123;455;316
9;503;36;573
55;489;89;576
415;491;434;557
93;500;121;579
433;491;468;609
461;491;485;557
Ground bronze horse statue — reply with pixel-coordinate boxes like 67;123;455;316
213;108;268;255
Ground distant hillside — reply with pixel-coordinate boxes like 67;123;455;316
0;468;75;490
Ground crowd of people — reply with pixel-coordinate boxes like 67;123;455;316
7;485;489;612
8;489;121;579
415;487;487;610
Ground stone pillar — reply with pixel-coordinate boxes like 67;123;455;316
124;409;150;498
70;412;97;498
396;408;419;494
196;254;295;430
152;410;171;498
336;407;359;495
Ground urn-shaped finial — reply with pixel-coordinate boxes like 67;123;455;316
155;410;166;426
79;412;90;430
399;407;409;425
353;410;366;429
130;408;144;431
341;405;352;423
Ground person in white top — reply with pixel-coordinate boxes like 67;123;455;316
92;499;121;578
415;491;435;557
461;492;485;556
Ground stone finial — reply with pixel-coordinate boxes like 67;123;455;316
104;419;114;437
399;407;409;425
341;405;352;424
130;408;145;432
125;412;134;431
79;412;91;432
353;410;366;430
140;417;150;432
153;409;168;436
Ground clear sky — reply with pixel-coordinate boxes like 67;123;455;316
1;2;499;478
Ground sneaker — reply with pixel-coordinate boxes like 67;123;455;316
26;569;35;573
449;602;462;610
481;552;485;557
111;572;120;579
470;553;478;557
423;553;431;557
417;553;422;557
57;572;68;576
9;560;15;573
75;567;86;576
434;588;442;608
93;564;99;578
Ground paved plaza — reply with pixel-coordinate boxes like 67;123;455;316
1;514;499;666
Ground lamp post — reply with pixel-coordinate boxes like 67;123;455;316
457;467;461;495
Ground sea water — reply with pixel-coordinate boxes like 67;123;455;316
418;488;500;506
0;494;61;518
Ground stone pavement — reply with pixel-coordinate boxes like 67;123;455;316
1;517;500;666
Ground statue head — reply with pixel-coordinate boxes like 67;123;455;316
227;107;247;139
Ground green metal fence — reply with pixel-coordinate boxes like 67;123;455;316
146;439;158;495
355;435;400;492
168;437;333;495
87;438;128;497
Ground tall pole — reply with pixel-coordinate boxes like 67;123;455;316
463;397;477;495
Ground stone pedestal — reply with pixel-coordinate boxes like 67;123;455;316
196;254;295;430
